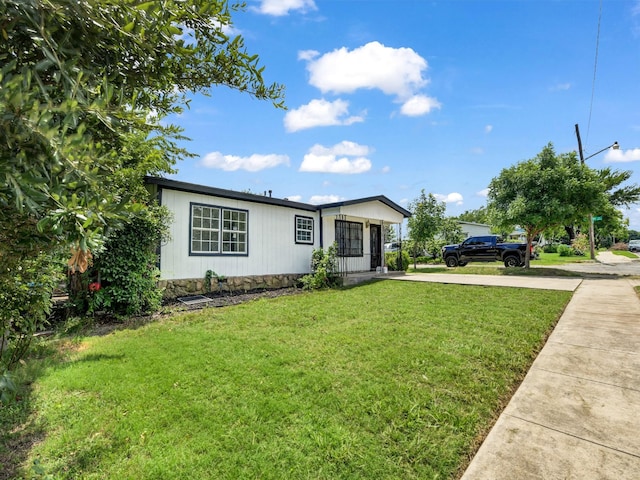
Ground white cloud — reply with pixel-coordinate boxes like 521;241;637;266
485;125;493;133
605;148;640;163
285;195;302;202
284;99;364;132
298;49;319;61
434;192;464;205
299;141;372;174
200;152;290;171
400;95;441;116
477;188;489;197
381;166;391;173
305;41;431;99
256;0;317;16
550;82;571;92
471;147;484;155
309;194;343;204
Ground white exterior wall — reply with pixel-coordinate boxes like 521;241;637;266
159;189;319;280
459;222;492;238
321;215;371;273
321;202;405;273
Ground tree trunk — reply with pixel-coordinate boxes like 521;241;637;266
524;230;535;269
564;225;576;241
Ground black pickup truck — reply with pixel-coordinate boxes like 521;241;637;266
441;235;529;268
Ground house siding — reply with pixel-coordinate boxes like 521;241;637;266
159;189;319;281
322;204;403;273
458;222;492;238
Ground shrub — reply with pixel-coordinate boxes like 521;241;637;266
557;244;574;257
415;256;433;264
426;238;447;260
300;243;339;290
611;242;628;251
83;204;171;316
385;250;410;271
571;233;589;256
0;254;63;372
0;370;17;404
543;244;558;253
599;237;613;249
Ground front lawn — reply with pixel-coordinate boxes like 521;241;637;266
532;252;592;265
4;281;571;479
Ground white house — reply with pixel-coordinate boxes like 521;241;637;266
458;221;492;238
146;177;410;297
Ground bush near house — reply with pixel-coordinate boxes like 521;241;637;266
385;250;410;271
300;243;339;290
0;254;63;373
71;205;171;316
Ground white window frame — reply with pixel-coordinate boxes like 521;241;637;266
190;203;248;256
295;215;314;244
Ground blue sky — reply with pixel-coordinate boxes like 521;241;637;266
166;0;640;229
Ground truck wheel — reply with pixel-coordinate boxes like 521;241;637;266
458;262;467;267
504;255;520;267
445;256;459;267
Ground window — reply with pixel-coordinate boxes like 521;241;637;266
190;203;248;255
335;220;363;257
295;216;314;244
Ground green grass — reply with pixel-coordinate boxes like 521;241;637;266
4;282;571;480
532;252;592;265
610;250;639;259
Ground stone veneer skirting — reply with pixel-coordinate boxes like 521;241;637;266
158;273;305;299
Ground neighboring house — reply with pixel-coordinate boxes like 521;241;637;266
146;177;410;297
458;221;492;238
507;227;527;243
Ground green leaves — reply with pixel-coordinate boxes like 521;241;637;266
487;143;609;266
407;190;446;255
1;0;286;366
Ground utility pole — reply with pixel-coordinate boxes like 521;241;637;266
574;125;619;260
574;124;596;261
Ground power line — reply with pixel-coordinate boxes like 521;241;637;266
585;0;603;147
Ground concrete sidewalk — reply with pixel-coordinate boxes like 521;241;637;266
461;278;640;479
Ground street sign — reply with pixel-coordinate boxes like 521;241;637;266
592;216;603;221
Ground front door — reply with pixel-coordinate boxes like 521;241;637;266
370;224;382;270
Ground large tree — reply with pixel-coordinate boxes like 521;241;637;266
487;143;605;268
0;0;284;370
457;206;489;225
564;167;640;241
407;190;446;267
1;0;284;254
